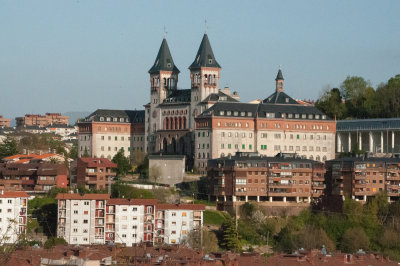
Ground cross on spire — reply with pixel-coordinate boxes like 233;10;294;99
163;26;168;38
204;19;208;33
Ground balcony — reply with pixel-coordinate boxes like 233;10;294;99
95;235;104;239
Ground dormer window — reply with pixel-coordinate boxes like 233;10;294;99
106;117;111;122
285;98;289;103
219;111;224;115
248;112;252;117
227;111;232;116
113;117;118;122
100;117;104;121
209;59;213;64
241;112;245;116
120;118;124;122
167;63;171;68
288;114;293;118
295;114;299;119
322;115;326;120
233;111;238;116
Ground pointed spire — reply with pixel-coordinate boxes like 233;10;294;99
275;69;284;81
189;34;221;70
149;38;180;74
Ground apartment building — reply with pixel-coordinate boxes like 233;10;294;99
107;198;157;246
75;158;117;190
207;152;326;204
56;193;205;246
325;157;400;202
155;204;204;244
16;113;68;128
0;191;28;244
0;115;11;128
195;70;336;175
77;109;145;159
0;163;68;193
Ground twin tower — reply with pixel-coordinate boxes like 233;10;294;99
148;34;221;107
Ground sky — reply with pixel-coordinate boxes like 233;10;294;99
1;0;399;119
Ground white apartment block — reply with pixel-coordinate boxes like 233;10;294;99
0;191;29;244
155;204;204;245
56;193;205;247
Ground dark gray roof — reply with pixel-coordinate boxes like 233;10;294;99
200;91;239;104
189;34;221;70
45;124;75;128
327;157;400;164
263;91;298;104
160;89;191;105
148;38;180;74
276;69;284;80
81;109;145;123
337;118;400;132
208;154;323;168
198;101;329;120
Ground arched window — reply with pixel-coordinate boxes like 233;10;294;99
316;155;321;161
202;153;205;159
221;153;225;158
213;75;216;85
322;156;327;161
165;118;169;130
183;117;187;129
198;153;201;159
170;117;173;130
163;78;167;87
175;117;178;129
204;74;207;84
309;155;313;160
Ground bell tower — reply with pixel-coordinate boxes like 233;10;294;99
189;33;221;127
146;38;180;153
275;68;284;92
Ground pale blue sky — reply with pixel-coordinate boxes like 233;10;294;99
1;0;399;119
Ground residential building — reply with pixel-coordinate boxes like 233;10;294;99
0;190;28;244
75;158;117;190
154;203;204;244
325;157;400;202
148;155;186;185
45;124;77;140
56;193;205;246
77;109;145;159
0;115;11;128
106;198;158;246
16;113;68;128
336;118;400;155
207;152;326;204
195;70;336;174
145;34;239;169
0;163;68;193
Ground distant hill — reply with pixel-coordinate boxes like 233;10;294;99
63;111;91;125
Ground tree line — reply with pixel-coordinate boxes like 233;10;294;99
315;74;400;120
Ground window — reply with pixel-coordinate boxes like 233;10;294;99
242;144;245;149
132;225;137;229
132;207;137;212
172;212;176;217
8;200;12;204
122;234;126;238
84;211;88;215
83;220;88;224
74;210;78;214
182;212;186;217
249;144;252;150
171;230;176;234
73;228;78;233
228;144;231;149
84;201;89;205
74;219;78;224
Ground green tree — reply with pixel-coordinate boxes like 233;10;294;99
82;147;90;158
69;142;78;160
220;217;241;252
112;148;131;177
240;202;256;219
341;227;370;253
315;87;347;119
0;135;18;159
340;76;374;118
375;74;400;117
44;237;67;249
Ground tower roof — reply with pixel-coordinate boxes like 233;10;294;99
189;34;221;70
275;69;284;81
149;38;180;74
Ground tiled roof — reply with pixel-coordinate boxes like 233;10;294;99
55;193;110;200
0;191;30;198
80;109;145;123
189;34;221;70
160;89;191;105
148;38;180;74
79;158;117;168
156;203;205;211
200;91;239;104
198;101;329;120
107;198;158;205
263;91;299;104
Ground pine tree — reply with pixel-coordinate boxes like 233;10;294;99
220;217;241;252
0;135;18;159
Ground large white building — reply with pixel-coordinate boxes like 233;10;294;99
0;191;29;244
56;193;204;246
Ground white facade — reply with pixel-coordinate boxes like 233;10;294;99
0;191;28;244
56;194;204;246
